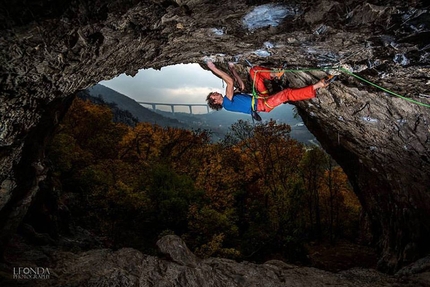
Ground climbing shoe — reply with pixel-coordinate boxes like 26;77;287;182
274;62;288;79
251;110;262;121
274;71;284;79
322;74;337;87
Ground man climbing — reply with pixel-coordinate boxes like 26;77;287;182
205;60;334;121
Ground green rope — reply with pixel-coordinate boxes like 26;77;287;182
250;66;430;109
251;70;258;111
339;67;430;108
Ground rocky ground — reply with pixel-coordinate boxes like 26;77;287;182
0;234;429;287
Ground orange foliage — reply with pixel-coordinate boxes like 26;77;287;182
50;98;362;262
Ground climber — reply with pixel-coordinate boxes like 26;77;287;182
205;60;334;121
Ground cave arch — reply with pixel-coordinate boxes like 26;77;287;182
1;0;429;273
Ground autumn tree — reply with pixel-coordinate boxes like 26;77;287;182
221;120;309;262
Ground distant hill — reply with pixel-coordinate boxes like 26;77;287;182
79;89;139;127
86;84;189;129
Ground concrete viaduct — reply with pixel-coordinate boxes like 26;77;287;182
138;102;210;114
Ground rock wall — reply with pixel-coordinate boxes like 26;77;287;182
1;0;429;273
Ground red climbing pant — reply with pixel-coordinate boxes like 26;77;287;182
256;85;316;113
249;66;273;96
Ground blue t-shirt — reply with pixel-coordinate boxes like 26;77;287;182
222;93;253;115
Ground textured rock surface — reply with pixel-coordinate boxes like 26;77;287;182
0;0;429;275
2;235;429;287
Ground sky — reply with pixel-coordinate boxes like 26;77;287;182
99;63;225;106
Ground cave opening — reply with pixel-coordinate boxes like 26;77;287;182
12;70;372;273
1;1;430;283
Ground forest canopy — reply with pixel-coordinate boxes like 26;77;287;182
47;97;361;264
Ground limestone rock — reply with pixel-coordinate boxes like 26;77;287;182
156;234;200;267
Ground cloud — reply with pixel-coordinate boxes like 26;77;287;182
159;86;219;102
99;64;224;104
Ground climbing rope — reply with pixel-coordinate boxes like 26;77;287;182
339;67;430;108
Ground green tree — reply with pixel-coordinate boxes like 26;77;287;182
299;147;328;240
